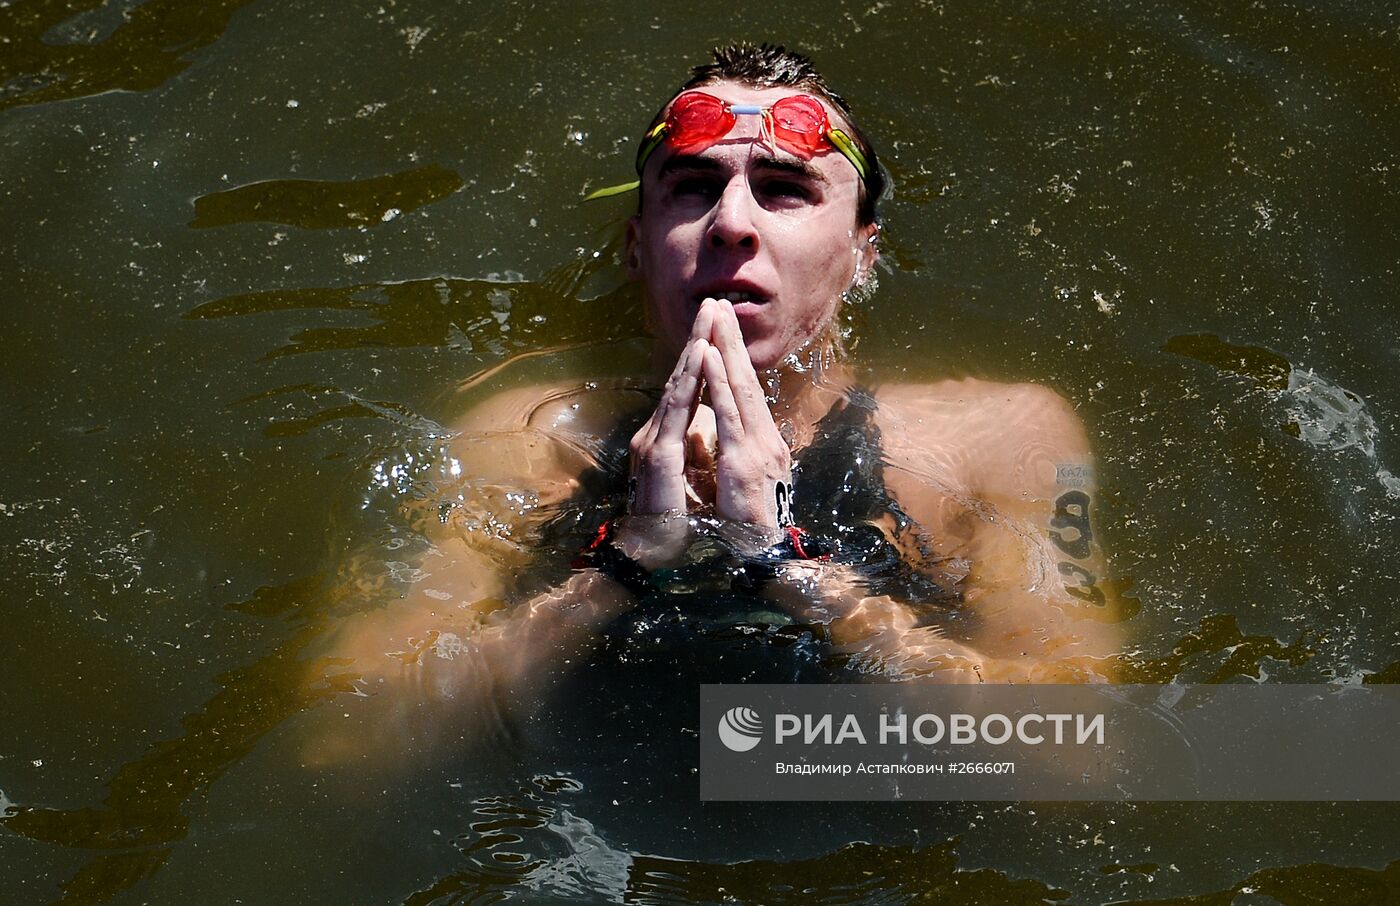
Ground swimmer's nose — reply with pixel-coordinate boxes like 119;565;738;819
707;179;759;251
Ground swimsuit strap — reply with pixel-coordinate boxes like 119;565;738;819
792;386;960;610
790;385;889;527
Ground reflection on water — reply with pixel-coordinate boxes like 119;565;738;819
0;0;258;112
415;789;1077;906
189;165;465;230
1163;333;1292;391
183;272;641;359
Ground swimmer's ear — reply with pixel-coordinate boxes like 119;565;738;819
854;221;880;286
624;216;643;280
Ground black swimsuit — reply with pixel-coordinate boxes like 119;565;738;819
536;386;961;616
786;386;960;610
503;386;964;686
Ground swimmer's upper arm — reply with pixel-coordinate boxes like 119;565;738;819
305;387;625;738
961;385;1126;665
972;383;1095;523
856;383;1120;668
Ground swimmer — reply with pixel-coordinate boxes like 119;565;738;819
309;45;1125;758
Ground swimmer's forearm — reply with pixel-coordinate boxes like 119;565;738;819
765;563;977;672
765;561;923;642
480;571;631;683
299;571;631;768
766;562;1113;683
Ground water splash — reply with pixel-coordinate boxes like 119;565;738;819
1165;334;1399;500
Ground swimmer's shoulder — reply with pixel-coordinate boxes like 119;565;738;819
873;375;1073;414
873;378;1091;497
429;378;655;524
873;377;1080;443
449;378;652;438
447;340;658;438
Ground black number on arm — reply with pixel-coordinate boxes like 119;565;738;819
775;481;793;527
1049;490;1093;559
1049;489;1108;606
1057;562;1107;606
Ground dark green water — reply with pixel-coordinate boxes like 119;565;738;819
3;0;1399;903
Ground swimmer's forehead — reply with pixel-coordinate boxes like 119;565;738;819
656;150;831;187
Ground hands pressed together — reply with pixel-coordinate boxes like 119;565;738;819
627;297;794;533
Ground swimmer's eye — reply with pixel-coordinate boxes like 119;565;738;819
758;179;812;202
670;177;723;200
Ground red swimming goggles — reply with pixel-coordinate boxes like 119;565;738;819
585;90;872;200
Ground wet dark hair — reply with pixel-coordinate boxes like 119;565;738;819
646;42;885;226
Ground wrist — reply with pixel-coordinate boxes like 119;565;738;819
717;475;796;531
610;512;694;571
713;519;784;558
761;559;862;625
732;525;837;594
570;513;695;598
572;513;836;599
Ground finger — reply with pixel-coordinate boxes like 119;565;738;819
701;343;746;449
710;299;772;433
691;297;718;342
684;404;718;510
641;336;703;448
629;336;707;517
654;337;706;445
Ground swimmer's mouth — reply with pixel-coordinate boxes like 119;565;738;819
695;288;769;306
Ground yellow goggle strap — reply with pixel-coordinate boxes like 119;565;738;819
825;128;871;183
582;122;667;202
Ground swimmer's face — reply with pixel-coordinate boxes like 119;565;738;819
626;81;879;370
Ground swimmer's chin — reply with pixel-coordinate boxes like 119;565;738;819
731;332;791;371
